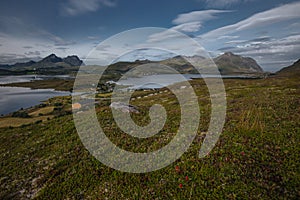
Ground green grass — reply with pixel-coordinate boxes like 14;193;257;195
0;75;299;199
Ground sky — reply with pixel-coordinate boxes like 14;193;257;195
0;0;300;72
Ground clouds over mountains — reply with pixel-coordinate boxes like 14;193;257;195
197;1;300;71
0;0;299;72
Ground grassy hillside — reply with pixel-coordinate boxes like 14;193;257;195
0;75;299;199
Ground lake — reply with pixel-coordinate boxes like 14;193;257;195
0;87;70;116
0;75;73;115
115;74;249;89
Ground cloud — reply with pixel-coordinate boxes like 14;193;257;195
172;22;202;33
247;36;271;43
224;35;300;55
56;47;70;52
33;29;76;46
25;51;41;56
0;16;75;47
148;10;231;42
0;16;81;64
200;2;300;39
197;0;255;8
0;53;41;65
95;44;111;51
217;46;236;51
147;25;201;43
285;22;300;30
224;40;246;44
62;0;116;16
217;35;239;40
87;36;99;40
23;46;33;49
224;36;271;45
53;40;76;46
147;29;188;43
172;10;231;25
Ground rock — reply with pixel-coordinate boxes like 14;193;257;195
110;102;139;113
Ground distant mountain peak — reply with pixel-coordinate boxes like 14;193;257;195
214;52;263;74
62;55;83;66
224;52;235;56
48;53;57;57
41;54;62;63
35;54;83;66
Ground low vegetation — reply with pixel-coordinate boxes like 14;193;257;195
0;74;299;199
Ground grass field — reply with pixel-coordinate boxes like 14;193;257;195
0;75;299;199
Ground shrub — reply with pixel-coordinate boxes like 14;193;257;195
54;102;63;107
12;111;31;118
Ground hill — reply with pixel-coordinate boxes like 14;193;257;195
104;53;264;77
276;59;300;76
213;52;264;74
160;52;264;75
159;55;204;74
0;68;23;75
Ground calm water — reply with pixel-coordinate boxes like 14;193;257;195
0;75;72;115
115;74;246;89
0;87;70;115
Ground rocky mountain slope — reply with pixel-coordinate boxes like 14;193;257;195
213;52;263;74
276;59;300;76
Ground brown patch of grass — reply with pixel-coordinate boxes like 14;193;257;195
29;106;54;117
0;116;53;128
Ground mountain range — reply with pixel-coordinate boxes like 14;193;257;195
0;52;272;76
0;54;82;75
158;52;264;74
